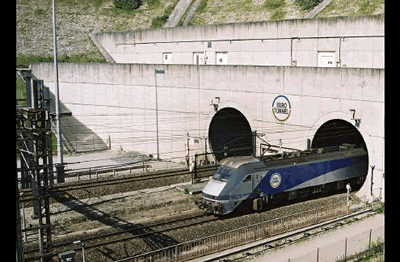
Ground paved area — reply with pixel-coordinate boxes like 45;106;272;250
61;150;184;170
250;213;384;262
62;150;126;170
51;150;187;183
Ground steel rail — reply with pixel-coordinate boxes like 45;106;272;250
117;202;374;262
24;212;218;261
24;199;373;261
24;213;208;254
19;165;217;203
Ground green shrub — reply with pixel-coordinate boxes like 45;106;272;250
114;0;142;10
265;0;285;9
151;15;169;28
16;53;106;68
34;8;45;16
197;0;208;13
295;0;323;10
375;202;384;214
270;9;287;20
150;1;176;28
147;0;161;10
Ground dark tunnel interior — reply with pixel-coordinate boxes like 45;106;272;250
311;119;367;150
311;119;369;176
208;107;253;161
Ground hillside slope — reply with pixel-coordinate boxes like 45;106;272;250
316;0;384;17
16;0;384;65
189;0;307;25
16;0;179;64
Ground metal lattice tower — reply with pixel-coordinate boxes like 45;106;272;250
17;71;53;262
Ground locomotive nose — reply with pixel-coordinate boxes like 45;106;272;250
200;201;223;215
202;179;227;197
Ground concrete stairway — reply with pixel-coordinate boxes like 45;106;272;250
305;0;333;19
182;0;202;26
164;0;192;27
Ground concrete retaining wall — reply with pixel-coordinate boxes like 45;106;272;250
93;15;384;68
31;62;384;198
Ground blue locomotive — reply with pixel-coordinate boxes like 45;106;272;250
198;144;368;215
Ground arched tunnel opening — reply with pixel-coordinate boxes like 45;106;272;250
311;119;366;150
208;107;253;161
311;119;369;178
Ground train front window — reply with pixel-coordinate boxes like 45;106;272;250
212;166;234;182
243;175;251;182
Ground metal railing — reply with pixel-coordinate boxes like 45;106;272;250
64;159;152;181
116;201;369;262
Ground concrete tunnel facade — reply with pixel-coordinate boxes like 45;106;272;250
31;63;384;202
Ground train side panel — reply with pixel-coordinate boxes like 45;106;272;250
200;147;367;215
250;154;366;198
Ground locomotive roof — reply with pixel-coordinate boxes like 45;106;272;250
218;147;367;170
219;156;260;168
261;147;367;169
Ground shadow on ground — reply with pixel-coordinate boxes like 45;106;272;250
52;189;179;261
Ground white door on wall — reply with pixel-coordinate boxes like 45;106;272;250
163;53;172;64
318;51;336;67
216;52;228;65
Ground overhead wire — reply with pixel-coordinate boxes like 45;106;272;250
60;124;364;172
65;101;211;115
63;122;362;148
59;97;365;165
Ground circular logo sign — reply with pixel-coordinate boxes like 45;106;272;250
272;95;291;121
270;173;282;188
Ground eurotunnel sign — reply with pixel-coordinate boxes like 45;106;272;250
272;95;291;121
270;173;282;188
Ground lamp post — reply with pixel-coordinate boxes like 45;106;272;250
154;69;165;160
52;0;64;183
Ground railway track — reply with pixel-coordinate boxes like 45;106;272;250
19;165;217;204
24;211;218;261
114;200;374;262
202;208;376;262
21;164;372;262
22;191;373;261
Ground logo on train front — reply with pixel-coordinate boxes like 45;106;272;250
270;173;282;188
272;95;291;121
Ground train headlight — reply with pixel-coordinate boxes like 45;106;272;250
216;203;223;212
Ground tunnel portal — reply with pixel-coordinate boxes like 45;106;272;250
311;119;369;177
311;119;367;150
208;107;253;161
